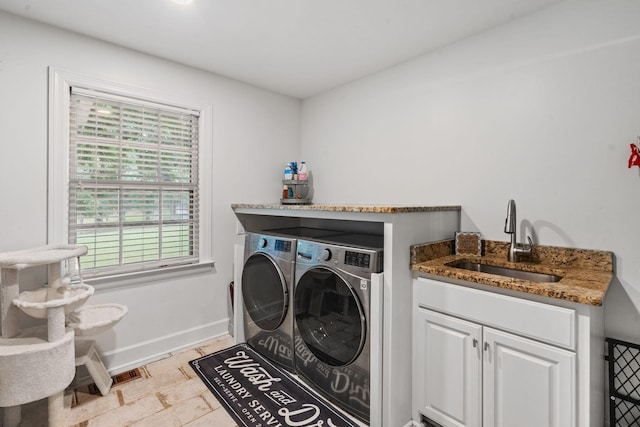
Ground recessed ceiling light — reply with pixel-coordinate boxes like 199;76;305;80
172;0;193;4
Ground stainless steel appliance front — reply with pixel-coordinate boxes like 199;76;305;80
293;235;383;424
242;232;296;371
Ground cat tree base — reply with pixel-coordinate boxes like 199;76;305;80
0;327;75;427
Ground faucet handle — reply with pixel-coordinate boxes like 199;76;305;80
522;236;534;257
511;235;534;262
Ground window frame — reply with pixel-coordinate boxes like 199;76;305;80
48;67;213;287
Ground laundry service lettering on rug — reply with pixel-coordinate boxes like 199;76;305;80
212;350;343;427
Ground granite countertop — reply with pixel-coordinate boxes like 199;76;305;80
410;240;614;306
232;203;461;213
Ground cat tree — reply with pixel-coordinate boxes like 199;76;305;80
0;245;127;427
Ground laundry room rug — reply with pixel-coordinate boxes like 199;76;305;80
189;343;361;427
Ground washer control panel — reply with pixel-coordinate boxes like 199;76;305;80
274;239;292;253
246;233;296;262
296;239;382;273
345;250;371;269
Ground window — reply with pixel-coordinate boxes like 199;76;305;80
49;68;213;282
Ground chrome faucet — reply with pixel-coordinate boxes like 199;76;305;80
504;199;533;262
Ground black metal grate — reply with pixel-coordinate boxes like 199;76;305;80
608;338;640;426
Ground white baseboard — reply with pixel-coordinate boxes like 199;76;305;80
99;318;230;375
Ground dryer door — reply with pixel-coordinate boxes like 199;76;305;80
242;253;288;331
295;266;365;366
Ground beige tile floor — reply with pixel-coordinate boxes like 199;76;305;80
19;334;239;427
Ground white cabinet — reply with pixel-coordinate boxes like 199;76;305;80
414;308;481;427
483;327;575;427
413;277;603;427
414;307;574;427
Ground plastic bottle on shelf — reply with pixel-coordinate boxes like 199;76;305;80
282;185;288;199
298;161;308;181
284;165;293;180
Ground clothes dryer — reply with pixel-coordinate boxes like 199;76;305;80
293;234;383;424
242;232;298;371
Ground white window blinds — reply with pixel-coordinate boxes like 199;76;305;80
68;87;200;277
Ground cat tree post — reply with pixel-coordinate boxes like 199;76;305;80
1;268;21;427
47;303;67;427
0;268;19;338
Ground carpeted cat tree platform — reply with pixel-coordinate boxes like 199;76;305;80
0;245;127;427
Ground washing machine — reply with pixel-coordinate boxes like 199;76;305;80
241;228;346;372
293;233;383;424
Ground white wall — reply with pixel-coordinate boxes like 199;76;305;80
301;0;640;343
0;12;300;371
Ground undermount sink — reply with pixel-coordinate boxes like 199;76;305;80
446;261;563;283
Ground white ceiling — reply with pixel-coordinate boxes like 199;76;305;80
0;0;562;98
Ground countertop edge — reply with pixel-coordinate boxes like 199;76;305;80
231;203;461;213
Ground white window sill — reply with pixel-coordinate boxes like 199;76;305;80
84;260;215;291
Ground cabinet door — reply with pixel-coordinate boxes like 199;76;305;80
483;327;575;427
413;308;482;427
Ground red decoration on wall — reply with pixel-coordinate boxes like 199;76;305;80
628;141;640;168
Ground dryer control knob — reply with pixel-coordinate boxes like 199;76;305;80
321;248;332;261
258;238;268;248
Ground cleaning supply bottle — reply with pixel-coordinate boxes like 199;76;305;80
282;185;288;199
298;161;308;181
284;165;293;180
